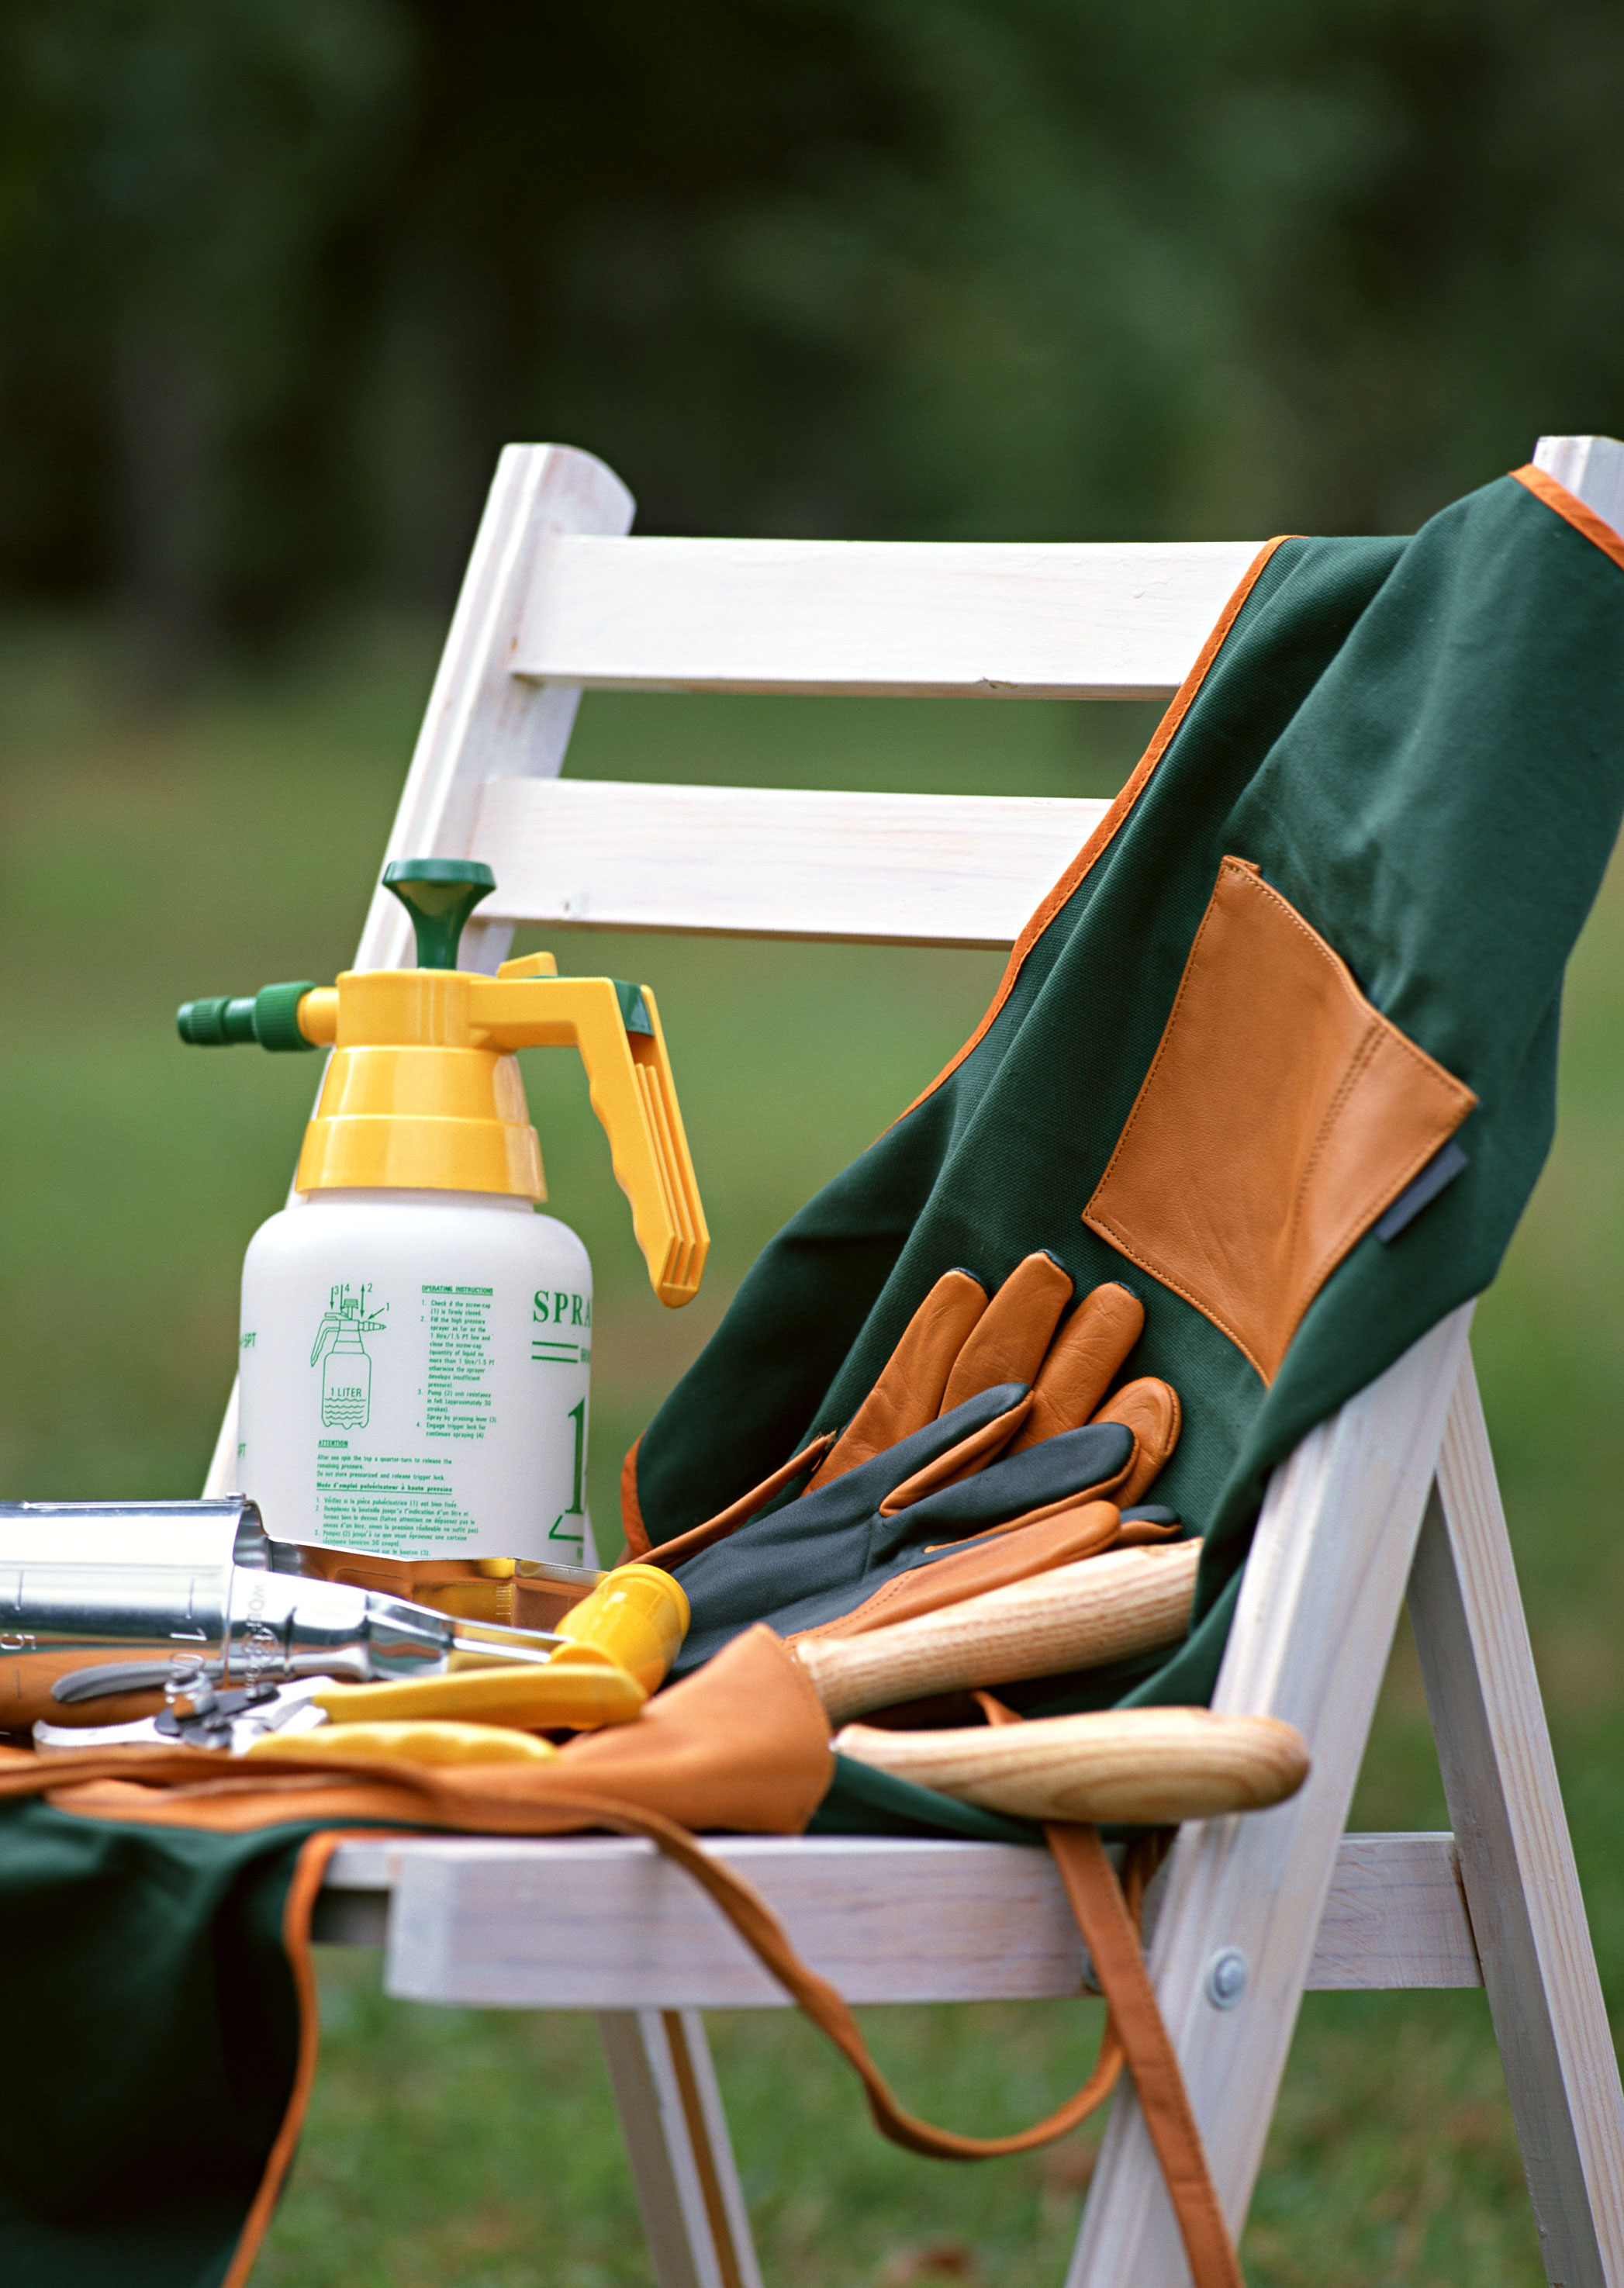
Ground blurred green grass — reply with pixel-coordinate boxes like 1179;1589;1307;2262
2;617;1620;2284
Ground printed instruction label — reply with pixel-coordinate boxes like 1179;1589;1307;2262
314;1448;479;1551
423;1285;495;1440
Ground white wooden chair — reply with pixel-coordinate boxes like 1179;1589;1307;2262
215;434;1624;2287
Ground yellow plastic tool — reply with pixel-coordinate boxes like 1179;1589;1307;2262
287;958;706;1305
178;859;708;1308
244;1721;560;1767
554;1563;691;1695
313;1656;645;1731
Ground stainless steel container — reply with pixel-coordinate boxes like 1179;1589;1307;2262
0;1498;560;1730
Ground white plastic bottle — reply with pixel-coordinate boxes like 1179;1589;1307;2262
178;855;707;1592
239;1189;594;1564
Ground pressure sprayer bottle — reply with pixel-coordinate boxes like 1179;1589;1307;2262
178;859;707;1626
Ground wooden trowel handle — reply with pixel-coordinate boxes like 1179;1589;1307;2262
793;1541;1200;1726
836;1708;1309;1825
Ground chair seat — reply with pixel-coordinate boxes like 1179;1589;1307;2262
313;1827;1481;2007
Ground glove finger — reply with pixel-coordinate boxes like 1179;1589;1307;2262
707;1380;1030;1560
884;1377;1182;1544
1009;1281;1144;1450
876;1390;1036;1516
1113;1504;1182;1548
808;1268;988;1489
886;1419;1135;1534
636;1431;837;1572
781;1501;1124;1643
1091;1377;1181;1504
669;1383;1031;1671
938;1251;1073;1416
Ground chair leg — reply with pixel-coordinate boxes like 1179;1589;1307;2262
598;2009;763;2288
1410;1364;1624;2288
1066;1306;1474;2285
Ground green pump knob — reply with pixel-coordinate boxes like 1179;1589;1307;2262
382;859;496;970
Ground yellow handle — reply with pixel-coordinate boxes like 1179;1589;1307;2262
475;974;709;1307
313;1655;645;1731
244;1720;561;1768
555;1563;691;1695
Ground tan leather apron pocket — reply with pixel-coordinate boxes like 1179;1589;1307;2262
1083;857;1476;1384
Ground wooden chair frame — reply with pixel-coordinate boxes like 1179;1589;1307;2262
219;433;1624;2286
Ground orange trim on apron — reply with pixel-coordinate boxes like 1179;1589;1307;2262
1512;463;1624;579
620;1432;651;1557
219;1827;404;2288
895;533;1297;1123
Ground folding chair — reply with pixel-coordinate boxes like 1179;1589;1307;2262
219;432;1624;2286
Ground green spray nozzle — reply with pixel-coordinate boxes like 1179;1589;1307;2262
177;980;320;1051
382;859;496;970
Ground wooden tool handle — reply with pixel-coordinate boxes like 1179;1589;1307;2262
834;1708;1310;1825
793;1540;1200;1725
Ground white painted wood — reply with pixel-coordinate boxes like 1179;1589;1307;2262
470;777;1108;948
597;2010;764;2288
380;1834;1094;2008
314;1828;1478;2002
1068;1305;1475;2287
511;537;1262;700
1414;1363;1624;2286
1305;1830;1480;1991
356;441;634;980
1534;434;1624;537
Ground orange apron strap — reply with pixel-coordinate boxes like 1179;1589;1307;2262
974;1685;1242;2281
1044;1821;1245;2288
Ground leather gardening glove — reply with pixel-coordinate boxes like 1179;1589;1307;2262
665;1254;1183;1675
807;1251;1074;1485
641;1256;1072;1576
810;1251;1175;1504
669;1379;1158;1675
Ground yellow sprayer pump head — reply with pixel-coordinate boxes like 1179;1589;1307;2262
177;859;708;1308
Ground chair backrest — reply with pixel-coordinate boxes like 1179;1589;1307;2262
348;454;1264;969
354;432;1620;968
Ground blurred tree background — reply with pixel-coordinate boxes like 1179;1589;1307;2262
4;0;1624;676
3;5;1624;2282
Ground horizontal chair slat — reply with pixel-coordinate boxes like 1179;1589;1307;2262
314;1831;1481;2006
511;536;1262;699
470;777;1110;948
